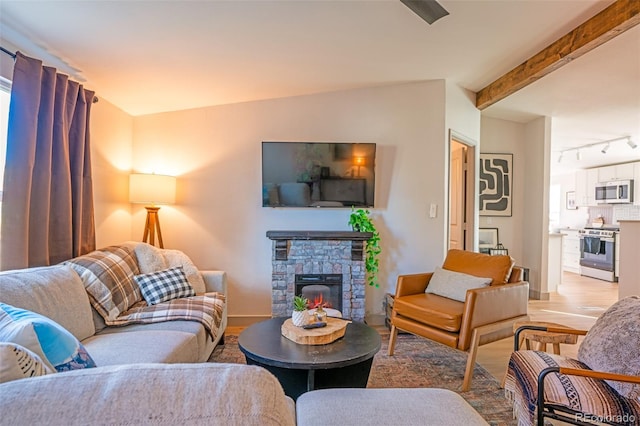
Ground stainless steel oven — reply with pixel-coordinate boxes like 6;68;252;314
579;228;617;282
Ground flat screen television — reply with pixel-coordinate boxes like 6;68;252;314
262;142;376;208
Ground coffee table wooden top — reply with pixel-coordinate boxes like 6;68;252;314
281;318;350;345
238;317;381;370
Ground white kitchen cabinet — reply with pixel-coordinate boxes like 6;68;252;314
575;168;599;206
560;229;581;274
575;170;588;206
598;163;635;182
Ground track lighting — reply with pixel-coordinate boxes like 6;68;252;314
557;136;635;162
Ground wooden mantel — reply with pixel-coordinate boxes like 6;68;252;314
266;231;373;261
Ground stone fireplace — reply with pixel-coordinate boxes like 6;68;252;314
267;231;372;322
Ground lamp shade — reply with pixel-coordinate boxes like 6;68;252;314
129;173;176;205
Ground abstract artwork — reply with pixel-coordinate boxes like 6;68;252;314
479;153;512;216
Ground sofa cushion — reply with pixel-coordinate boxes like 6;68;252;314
0;303;96;372
0;363;295;426
442;249;514;285
95;319;214;363
425;267;492;302
66;244;141;321
82;329;199;365
0;342;53;383
0;264;95;341
297;388;489;426
578;296;640;401
393;293;464;333
135;266;195;305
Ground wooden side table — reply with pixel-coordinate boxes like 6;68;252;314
513;321;579;355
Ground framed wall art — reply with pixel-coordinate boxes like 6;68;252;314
478;228;499;254
479;153;513;217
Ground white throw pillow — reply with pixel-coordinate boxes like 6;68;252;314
161;249;206;294
135;243;168;274
425;267;492;302
0;342;53;383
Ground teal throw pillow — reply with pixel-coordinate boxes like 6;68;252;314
0;302;96;372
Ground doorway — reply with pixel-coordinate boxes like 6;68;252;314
448;132;476;251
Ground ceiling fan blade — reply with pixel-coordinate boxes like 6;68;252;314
400;0;449;25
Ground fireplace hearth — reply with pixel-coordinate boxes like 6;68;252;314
267;231;372;322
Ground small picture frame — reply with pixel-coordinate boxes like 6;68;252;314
566;191;577;210
478;228;499;254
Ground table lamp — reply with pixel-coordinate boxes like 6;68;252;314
129;173;176;248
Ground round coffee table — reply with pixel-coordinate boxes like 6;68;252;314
238;317;381;400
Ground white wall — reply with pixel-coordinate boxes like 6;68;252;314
132;81;472;322
522;116;552;298
90;98;134;247
479;116;526;266
480;115;551;298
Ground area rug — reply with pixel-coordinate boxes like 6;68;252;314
209;331;516;426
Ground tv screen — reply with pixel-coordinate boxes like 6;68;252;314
262;142;376;208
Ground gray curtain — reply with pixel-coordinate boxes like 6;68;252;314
1;52;96;270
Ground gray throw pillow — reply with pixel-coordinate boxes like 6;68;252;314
425;267;492;302
577;296;640;400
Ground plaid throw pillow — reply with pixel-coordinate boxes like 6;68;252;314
134;266;195;306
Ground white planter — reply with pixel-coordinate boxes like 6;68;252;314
291;311;307;327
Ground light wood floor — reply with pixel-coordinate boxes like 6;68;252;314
475;271;618;381
228;271;619;383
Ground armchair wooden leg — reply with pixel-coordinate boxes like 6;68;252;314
388;324;398;356
462;328;480;392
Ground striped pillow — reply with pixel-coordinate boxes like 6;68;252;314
0;342;53;383
66;245;141;322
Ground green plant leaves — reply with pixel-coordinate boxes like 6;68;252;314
349;208;381;288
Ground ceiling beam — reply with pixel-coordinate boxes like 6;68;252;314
476;0;640;110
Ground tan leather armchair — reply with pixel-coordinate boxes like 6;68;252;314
388;249;529;391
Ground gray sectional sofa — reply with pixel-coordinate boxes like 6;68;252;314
0;242;227;365
0;242;489;425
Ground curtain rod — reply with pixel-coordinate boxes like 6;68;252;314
1;46;17;59
0;45;98;103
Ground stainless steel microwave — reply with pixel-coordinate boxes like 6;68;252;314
595;180;634;204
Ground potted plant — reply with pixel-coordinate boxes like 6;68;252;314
348;208;381;288
292;295;309;327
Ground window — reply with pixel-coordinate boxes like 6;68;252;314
0;77;10;253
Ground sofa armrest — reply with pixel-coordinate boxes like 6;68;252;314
201;270;227;294
457;281;529;350
394;273;433;297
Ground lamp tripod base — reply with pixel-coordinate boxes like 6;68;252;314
142;206;164;248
